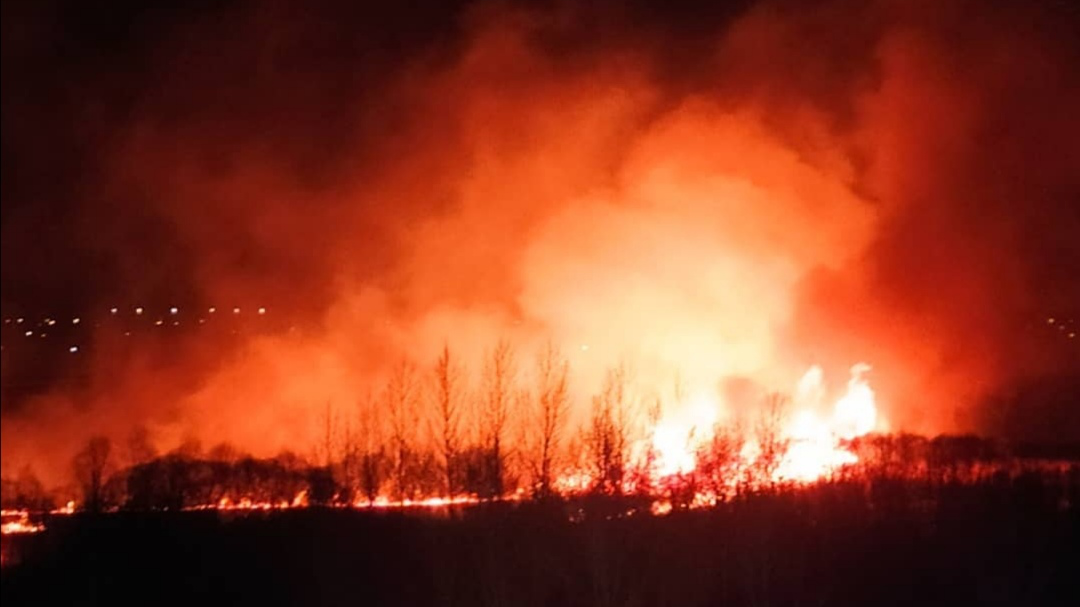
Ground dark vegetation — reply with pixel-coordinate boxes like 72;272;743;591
5;431;1079;513
2;470;1078;607
3;442;1079;607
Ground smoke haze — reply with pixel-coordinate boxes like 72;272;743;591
3;0;1078;484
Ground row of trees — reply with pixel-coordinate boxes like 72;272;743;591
3;341;626;511
3;433;1067;514
4;341;1077;512
45;340;738;510
331;341;626;503
1;431;1074;514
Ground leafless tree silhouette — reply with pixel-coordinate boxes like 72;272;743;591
73;436;113;512
525;341;570;498
355;390;388;503
587;365;634;495
385;360;421;500
753;392;789;487
430;344;465;497
480;340;517;498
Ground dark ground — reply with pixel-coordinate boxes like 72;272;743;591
3;475;1079;607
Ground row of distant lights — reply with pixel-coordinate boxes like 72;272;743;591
114;306;267;316
4;306;268;353
5;305;268;325
1046;318;1076;339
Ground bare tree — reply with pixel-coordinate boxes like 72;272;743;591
336;409;359;505
752;392;789;488
628;395;663;497
355;390;388;503
430;344;464;497
526;341;570;499
73;436;113;512
386;359;421;500
319;401;339;468
480;339;517;498
587;365;634;495
696;421;747;501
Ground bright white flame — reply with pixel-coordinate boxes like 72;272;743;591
652;392;719;476
645;363;882;485
832;363;876;439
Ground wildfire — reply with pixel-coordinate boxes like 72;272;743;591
651;392;720;476
1;360;884;522
645;363;882;490
0;510;45;535
352;495;486;509
183;361;884;515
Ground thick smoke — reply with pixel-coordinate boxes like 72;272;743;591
2;0;1077;484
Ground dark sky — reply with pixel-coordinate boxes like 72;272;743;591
2;0;468;317
2;0;771;317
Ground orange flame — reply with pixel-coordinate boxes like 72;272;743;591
645;363;883;491
0;510;45;535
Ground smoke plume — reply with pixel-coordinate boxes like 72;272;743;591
2;0;1078;484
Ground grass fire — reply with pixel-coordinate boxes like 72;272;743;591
2;0;1078;605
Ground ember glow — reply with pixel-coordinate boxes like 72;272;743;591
0;511;44;535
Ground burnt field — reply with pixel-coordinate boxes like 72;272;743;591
4;470;1079;607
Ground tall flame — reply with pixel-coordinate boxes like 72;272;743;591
646;363;882;487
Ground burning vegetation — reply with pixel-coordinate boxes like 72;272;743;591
3;343;1077;526
1;0;1079;602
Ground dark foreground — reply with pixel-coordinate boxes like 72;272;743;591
3;478;1079;607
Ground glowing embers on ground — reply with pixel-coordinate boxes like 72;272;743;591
0;510;45;535
0;502;74;536
186;493;513;513
353;495;485;509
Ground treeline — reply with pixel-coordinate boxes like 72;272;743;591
4;431;1078;514
3;341;1080;513
9;342;638;511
